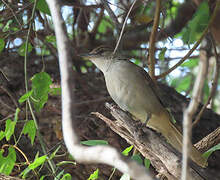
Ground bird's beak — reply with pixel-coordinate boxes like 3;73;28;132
80;53;96;60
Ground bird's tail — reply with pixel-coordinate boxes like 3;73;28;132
147;110;207;168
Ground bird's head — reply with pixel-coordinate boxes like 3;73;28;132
81;46;114;61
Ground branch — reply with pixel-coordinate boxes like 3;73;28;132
100;0;121;33
93;103;208;180
148;0;161;80
195;127;220;153
192;35;220;127
45;0;153;179
181;51;207;180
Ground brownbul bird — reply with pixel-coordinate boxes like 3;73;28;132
82;46;207;168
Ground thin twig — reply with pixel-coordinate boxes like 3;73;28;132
181;51;207;180
148;0;161;80
100;0;121;32
113;0;138;54
156;1;220;79
192;35;220;127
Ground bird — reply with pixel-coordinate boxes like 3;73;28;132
81;45;207;168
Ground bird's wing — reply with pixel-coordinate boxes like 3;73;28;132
135;64;165;107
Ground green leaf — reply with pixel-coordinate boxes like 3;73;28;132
5;119;16;141
131;154;143;165
40;176;45;180
0;131;5;141
181;59;198;68
45;35;56;47
144;158;151;169
98;17;113;33
14;108;20;122
31;72;52;111
203;143;220;159
49;145;61;160
55;170;65;180
0;147;16;175
2;20;13;32
174;75;192;93
88;169;99;180
22;120;36;145
18;42;33;56
120;173;130;180
0;38;5;53
61;173;72;180
29;0;50;15
29;155;47;169
19;90;33;103
158;47;167;60
181;1;209;44
80;140;108;146
122;145;133;156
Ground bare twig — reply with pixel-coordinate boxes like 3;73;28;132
148;0;161;80
113;0;138;54
192;35;220;127
156;1;220;79
45;0;153;179
100;0;121;32
181;51;207;180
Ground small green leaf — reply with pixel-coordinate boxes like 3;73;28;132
203;143;220;159
181;59;198;68
80;140;108;146
5;119;16;141
29;0;50;15
122;145;133;156
61;173;72;180
22;120;36;145
55;170;65;180
49;145;61;160
0;131;5;141
175;75;192;93
2;20;13;32
158;47;167;60
45;35;56;47
120;173;130;180
14;108;20;122
0;38;5;52
31;72;52;111
0;147;16;175
19;90;33;103
18;42;33;56
98;17;113;33
144;158;151;169
29;155;47;169
88;169;99;180
131;154;143;165
40;175;45;180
